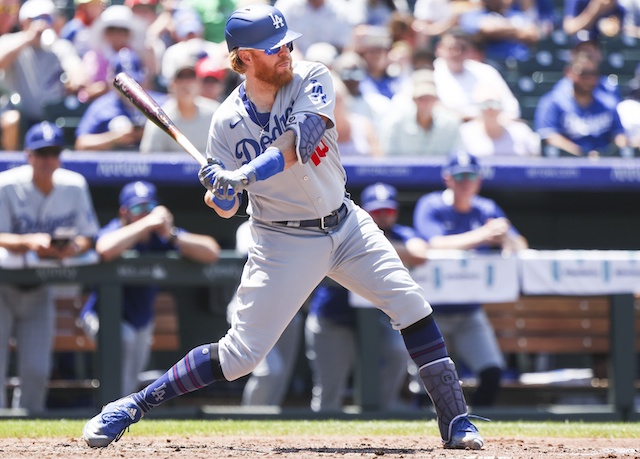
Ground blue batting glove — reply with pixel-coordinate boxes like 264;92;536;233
198;157;224;193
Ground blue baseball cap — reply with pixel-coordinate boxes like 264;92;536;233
111;47;146;83
361;183;398;213
119;181;158;209
24;121;64;151
225;4;301;52
443;151;481;177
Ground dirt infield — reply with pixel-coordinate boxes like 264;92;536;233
1;436;639;458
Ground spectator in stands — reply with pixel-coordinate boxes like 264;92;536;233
0;0;20;35
620;0;640;37
0;121;99;412
80;181;220;396
125;0;167;91
274;0;353;55
332;50;391;129
352;24;403;100
512;0;557;38
305;183;426;412
617;75;640;148
195;56;230;103
351;0;410;27
458;0;540;67
563;0;624;41
140;52;220;153
552;39;621;104
413;151;528;406
379;69;461;156
534;51;629;157
82;4;152;99
159;7;226;91
0;0;20;151
75;48;167;151
412;0;465;46
432;29;521;122
460;87;541;157
333;77;383;157
0;0;82;131
60;0;105;58
226;220;305;407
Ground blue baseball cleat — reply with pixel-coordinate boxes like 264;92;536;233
82;396;143;448
443;415;484;450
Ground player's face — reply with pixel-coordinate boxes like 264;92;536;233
445;172;482;199
28;148;61;178
172;68;200;99
369;208;398;230
250;44;294;87
123;201;157;223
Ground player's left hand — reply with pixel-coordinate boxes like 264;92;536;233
212;168;251;200
198;157;225;193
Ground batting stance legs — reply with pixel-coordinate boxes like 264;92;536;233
82;204;483;449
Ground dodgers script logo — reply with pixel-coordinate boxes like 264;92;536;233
269;13;284;29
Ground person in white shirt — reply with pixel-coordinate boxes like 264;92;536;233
460;88;541;157
140;53;219;153
433;29;521;122
379;69;462;156
273;0;353;55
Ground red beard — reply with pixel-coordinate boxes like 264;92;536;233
253;55;294;87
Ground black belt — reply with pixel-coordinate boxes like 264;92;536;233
274;203;348;229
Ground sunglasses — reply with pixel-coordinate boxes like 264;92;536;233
32;147;61;158
239;42;294;55
452;172;478;182
128;202;156;216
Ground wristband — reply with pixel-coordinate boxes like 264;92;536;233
245;146;285;182
212;192;240;210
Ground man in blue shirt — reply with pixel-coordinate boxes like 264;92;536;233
80;181;220;396
535;51;628;157
74;48;167;151
413;151;528;406
458;0;540;65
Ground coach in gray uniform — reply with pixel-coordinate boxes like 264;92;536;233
0;121;99;412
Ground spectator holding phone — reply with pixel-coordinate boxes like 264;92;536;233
0;121;100;412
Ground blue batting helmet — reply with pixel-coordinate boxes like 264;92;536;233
224;4;301;52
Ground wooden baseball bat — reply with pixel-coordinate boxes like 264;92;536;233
113;72;207;166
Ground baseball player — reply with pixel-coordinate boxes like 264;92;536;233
0;121;100;412
82;4;484;450
413;151;528;406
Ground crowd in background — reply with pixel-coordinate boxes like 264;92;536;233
1;0;640;158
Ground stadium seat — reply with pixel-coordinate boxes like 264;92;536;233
42;95;89;149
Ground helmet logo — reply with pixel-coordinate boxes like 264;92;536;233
269;13;284;29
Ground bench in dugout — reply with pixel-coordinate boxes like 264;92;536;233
481;296;640;405
5;290;180;407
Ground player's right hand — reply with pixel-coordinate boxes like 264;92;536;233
198;157;225;193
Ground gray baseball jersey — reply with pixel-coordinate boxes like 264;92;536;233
207;61;346;221
206;61;433;382
0;165;100;236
